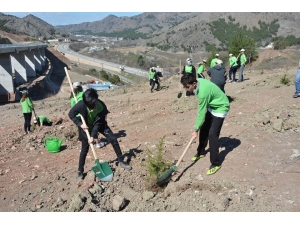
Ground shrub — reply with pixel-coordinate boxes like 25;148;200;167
280;74;290;85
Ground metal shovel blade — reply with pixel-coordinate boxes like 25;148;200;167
92;159;113;182
156;165;178;186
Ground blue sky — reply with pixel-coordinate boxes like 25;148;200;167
2;12;143;26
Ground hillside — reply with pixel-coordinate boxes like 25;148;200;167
0;48;300;213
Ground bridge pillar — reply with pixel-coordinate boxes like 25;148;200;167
10;51;27;86
24;51;36;77
0;53;14;95
40;48;46;66
34;49;42;72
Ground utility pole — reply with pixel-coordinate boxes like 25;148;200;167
102;63;103;71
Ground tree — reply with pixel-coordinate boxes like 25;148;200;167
50;28;56;36
228;31;258;64
137;55;145;67
273;37;288;50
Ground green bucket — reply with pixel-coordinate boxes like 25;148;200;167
44;136;65;153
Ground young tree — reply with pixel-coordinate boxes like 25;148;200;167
228;31;258;64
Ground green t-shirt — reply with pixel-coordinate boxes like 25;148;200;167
210;58;218;68
87;101;104;132
20;97;33;113
229;56;238;67
70;92;84;108
194;78;230;130
197;64;204;74
149;71;156;80
38;116;50;124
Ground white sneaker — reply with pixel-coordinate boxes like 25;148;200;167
96;142;105;148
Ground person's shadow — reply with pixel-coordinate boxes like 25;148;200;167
219;135;241;164
114;130;127;138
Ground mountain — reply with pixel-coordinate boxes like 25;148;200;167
57;12;300;52
0;13;62;39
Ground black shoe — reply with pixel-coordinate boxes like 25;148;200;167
77;171;83;180
293;92;300;98
119;160;132;171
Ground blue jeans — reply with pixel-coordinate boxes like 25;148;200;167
295;68;300;93
239;65;245;81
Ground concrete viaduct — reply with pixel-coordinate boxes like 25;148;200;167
0;43;48;101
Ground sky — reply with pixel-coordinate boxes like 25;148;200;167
2;12;143;26
2;0;297;27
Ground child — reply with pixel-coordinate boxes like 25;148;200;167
68;88;132;180
34;115;52;127
20;90;33;134
70;82;104;148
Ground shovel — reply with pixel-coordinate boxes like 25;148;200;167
64;67;113;182
177;60;183;98
157;136;195;186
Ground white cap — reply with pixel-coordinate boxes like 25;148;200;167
215;54;219;57
240;48;245;52
229;54;233;57
73;82;81;88
216;59;223;65
203;59;206;63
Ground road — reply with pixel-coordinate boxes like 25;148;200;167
57;43;149;79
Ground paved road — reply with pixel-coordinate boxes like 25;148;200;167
57;43;149;79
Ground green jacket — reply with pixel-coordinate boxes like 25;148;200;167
197;64;204;74
38;116;50;124
240;53;247;65
210;58;218;68
70;92;84;108
149;71;156;80
194;78;230;131
229;56;238;67
20;97;33;113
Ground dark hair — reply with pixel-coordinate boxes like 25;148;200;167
180;73;197;85
69;86;83;99
83;88;98;109
21;92;28;102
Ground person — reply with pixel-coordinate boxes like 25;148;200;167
197;60;207;79
210;53;219;68
206;59;226;93
237;49;247;82
181;58;196;96
151;68;163;92
293;61;300;98
180;74;230;175
20;90;33;135
228;53;239;83
149;67;156;93
34;115;52;127
68;88;132;180
70;82;105;148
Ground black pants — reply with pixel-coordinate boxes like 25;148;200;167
150;79;160;91
229;66;238;81
196;111;225;167
78;124;123;173
23;112;32;132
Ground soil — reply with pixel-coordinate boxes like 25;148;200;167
1;47;300;216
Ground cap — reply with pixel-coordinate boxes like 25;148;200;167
21;90;28;94
216;59;223;65
229;54;233;57
203;59;206;63
215;54;219;57
240;49;245;52
72;82;81;88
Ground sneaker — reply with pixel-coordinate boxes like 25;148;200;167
293;92;300;98
119;160;132;171
23;131;27;135
96;141;105;148
27;131;33;134
191;153;205;161
77;172;83;180
206;165;221;175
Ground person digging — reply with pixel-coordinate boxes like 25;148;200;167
180;73;230;175
68;88;132;180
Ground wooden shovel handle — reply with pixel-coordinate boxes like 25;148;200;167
175;136;196;167
64;67;98;160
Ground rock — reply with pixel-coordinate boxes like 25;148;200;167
272;119;283;131
67;194;86;212
112;195;127;211
88;183;103;197
142;191;155;201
